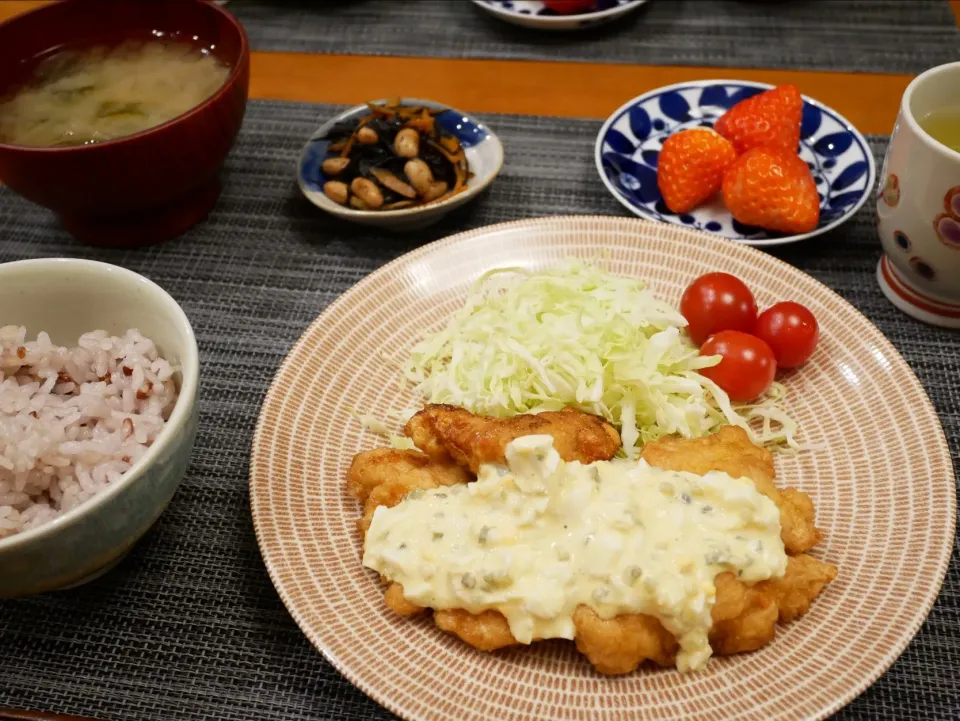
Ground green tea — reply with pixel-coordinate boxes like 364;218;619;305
919;108;960;153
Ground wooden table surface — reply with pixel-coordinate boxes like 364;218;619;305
1;0;959;135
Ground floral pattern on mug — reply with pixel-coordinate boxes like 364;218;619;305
893;230;911;252
881;174;900;207
909;256;937;281
934;186;960;249
943;185;960;216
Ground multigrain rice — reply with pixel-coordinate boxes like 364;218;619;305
0;326;178;539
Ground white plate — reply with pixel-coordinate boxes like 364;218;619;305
471;0;648;31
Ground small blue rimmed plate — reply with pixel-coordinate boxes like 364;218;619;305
471;0;648;31
298;99;504;232
595;80;876;247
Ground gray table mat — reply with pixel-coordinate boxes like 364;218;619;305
227;0;960;75
0;99;957;721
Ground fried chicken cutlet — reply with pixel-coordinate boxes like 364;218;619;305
404;403;622;472
349;413;836;675
430;553;836;674
347;448;471;536
348;405;620;535
641;426;821;554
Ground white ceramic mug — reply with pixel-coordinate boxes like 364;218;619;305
876;61;960;328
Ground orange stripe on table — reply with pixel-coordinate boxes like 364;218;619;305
250;52;909;135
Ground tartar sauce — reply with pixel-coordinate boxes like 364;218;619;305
363;434;787;671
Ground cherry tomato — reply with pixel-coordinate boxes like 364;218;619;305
753;301;819;368
699;331;777;402
542;0;597;13
680;272;759;346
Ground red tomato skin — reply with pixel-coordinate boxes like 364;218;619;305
680;272;759;346
754;301;819;368
699;330;777;402
541;0;597;13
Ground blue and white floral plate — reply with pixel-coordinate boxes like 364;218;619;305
471;0;648;31
595;80;876;247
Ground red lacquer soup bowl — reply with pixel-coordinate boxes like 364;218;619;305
0;0;249;246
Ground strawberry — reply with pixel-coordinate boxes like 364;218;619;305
656;128;737;214
714;85;803;154
721;147;820;234
542;0;597;13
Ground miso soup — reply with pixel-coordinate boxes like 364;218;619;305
0;40;231;147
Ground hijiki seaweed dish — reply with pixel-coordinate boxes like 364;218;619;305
318;99;472;211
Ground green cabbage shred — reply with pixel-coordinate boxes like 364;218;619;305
397;261;802;457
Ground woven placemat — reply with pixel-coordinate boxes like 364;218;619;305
0;100;957;721
227;0;959;75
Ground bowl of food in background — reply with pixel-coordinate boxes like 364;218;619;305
0;258;199;597
471;0;649;31
595;80;875;247
298;98;504;231
0;0;249;247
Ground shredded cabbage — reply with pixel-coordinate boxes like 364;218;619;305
398;261;801;457
353;412;418;450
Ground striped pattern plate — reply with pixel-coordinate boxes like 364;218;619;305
250;216;955;721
